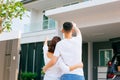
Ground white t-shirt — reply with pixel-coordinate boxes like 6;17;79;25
43;44;70;80
54;35;84;76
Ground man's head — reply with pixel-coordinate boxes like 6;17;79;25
62;22;73;33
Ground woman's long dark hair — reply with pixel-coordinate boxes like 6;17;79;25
48;36;61;53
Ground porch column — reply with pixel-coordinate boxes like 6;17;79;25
57;21;63;38
88;42;93;80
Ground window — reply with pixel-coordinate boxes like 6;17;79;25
99;49;113;66
43;15;56;29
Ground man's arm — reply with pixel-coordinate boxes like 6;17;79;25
69;62;83;71
72;22;81;36
43;56;58;72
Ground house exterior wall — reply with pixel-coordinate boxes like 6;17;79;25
0;41;6;80
0;39;20;80
30;9;43;31
21;29;57;44
19;1;119;80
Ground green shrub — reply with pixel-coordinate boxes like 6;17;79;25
21;72;37;80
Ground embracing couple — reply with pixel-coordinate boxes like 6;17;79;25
42;22;85;80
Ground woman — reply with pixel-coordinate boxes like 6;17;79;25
43;36;83;80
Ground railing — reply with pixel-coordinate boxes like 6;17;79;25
23;23;56;33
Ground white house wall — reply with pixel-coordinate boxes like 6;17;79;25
21;29;57;44
0;31;21;41
30;9;43;31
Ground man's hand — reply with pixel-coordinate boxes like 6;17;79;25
71;22;81;36
72;22;77;28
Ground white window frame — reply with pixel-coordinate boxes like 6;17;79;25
43;16;56;30
99;49;113;66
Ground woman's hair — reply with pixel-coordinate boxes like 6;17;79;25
48;36;61;53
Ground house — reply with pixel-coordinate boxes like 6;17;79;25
21;0;120;80
11;0;120;80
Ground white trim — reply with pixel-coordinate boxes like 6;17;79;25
21;29;57;44
45;0;118;16
0;31;21;41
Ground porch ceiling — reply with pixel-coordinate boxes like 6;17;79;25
81;22;120;42
24;0;84;11
45;0;120;42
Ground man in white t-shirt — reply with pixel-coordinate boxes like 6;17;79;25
43;22;84;80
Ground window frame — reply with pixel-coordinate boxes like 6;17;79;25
43;15;56;30
99;49;113;66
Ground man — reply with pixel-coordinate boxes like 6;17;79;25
43;22;84;80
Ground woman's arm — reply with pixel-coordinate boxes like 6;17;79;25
43;37;49;65
44;37;48;46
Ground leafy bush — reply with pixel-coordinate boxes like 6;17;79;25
21;72;37;80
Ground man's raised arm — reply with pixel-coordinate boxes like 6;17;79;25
72;22;81;37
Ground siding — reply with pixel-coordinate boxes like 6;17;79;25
0;39;20;80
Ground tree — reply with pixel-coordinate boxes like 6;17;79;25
0;0;26;33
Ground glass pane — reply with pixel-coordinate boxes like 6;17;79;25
100;51;105;66
108;50;113;59
43;15;48;20
48;19;55;29
105;51;110;66
43;21;48;29
106;50;113;60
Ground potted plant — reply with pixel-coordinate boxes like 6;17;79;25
21;72;37;80
0;0;26;33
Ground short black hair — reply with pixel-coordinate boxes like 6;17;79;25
63;22;73;32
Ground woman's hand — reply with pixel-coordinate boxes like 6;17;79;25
44;37;48;45
42;66;47;73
